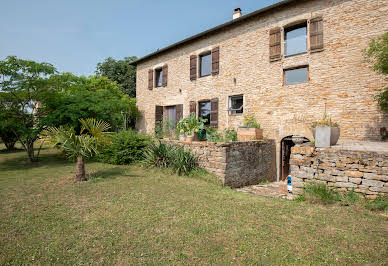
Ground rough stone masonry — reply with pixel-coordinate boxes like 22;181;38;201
290;144;388;199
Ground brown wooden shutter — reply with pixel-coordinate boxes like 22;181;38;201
162;64;168;87
210;98;219;128
189;101;196;116
310;16;323;52
190;55;197;80
176;104;183;122
211;46;219;76
148;69;153;90
269;27;281;61
155;105;163;128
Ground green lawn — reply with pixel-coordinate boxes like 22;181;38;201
0;147;387;265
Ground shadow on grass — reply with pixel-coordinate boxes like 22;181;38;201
87;166;143;182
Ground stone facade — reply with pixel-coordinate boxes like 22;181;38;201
162;140;276;188
290;145;388;199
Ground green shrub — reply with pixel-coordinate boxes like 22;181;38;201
340;189;361;206
298;182;341;205
365;195;388;212
143;140;198;175
223;128;237;142
96;130;151;165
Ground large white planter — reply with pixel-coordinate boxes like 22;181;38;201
313;126;340;147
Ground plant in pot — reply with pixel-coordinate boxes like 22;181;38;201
312;113;340;147
176;115;205;142
237;114;263;141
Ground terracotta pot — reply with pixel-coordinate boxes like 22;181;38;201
237;128;263;141
186;135;194;142
312;127;340;146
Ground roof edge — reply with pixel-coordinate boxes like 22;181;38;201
130;0;299;65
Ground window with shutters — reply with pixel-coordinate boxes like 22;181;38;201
155;68;163;87
284;22;307;56
198;101;211;125
228;95;243;115
199;52;211;77
284;66;309;85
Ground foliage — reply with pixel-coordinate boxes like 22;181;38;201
241;114;260;128
96;130;151;165
297;182;341;205
155;120;178;139
41;118;111;160
176;115;207;135
340;189;361;206
41;73;139;132
0;106;24;150
205;127;238;142
96;56;137;97
223;128;238;142
364;32;388;113
365;195;388;212
0;56;57;162
143;140;198;175
312;112;339;128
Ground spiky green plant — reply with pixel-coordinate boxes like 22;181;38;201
41;118;111;181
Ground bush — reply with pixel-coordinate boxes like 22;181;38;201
223;128;237;142
143;140;198;175
297;182;341;205
365;195;388;212
96;130;151;165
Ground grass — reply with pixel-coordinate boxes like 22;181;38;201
0;145;388;264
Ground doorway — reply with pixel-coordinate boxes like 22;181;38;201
280;135;310;181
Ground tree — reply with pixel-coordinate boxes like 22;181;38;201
40;73;139;132
96;56;137;97
0;106;24;150
41;118;110;181
0;56;57;161
365;32;388;113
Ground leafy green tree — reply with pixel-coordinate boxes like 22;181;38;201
96;56;137;97
41;118;111;181
0;106;24;150
365;32;388;113
40;73;139;132
0;56;56;161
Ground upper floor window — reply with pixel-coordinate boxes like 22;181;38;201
155;68;163;87
229;95;243;115
284;66;308;85
285;23;307;56
199;52;211;77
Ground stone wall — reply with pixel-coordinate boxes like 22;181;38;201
162;140;276;188
136;0;387;142
290;145;388;199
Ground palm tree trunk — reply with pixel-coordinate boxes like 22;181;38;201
75;157;86;181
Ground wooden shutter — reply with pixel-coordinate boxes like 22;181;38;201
211;46;219;76
162;64;168;87
310;16;323;52
210;98;219;128
148;69;153;90
176;104;183;122
190;55;197;80
269;27;281;61
189;101;196;116
155;105;163;128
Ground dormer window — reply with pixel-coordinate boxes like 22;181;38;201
284;22;307;56
155;68;163;87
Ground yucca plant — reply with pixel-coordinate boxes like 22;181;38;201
143;140;175;168
172;146;198;175
41;118;111;181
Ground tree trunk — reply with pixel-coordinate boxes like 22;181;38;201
26;141;37;163
4;140;16;151
75;157;87;181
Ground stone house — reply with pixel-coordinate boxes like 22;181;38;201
131;0;388;181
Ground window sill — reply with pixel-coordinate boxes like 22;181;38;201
284;51;307;58
283;81;309;86
199;74;211;78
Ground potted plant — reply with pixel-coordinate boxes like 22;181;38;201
312;113;340;147
176;115;206;142
237;114;263;141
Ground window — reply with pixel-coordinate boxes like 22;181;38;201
229;95;243;114
198;101;211;125
199;53;211;77
285;23;307;56
164;106;177;126
155;68;163;87
284;66;308;85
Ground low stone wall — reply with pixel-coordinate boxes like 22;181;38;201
290;145;388;199
162;139;276;188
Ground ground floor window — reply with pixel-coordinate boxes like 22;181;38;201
229;95;243;115
164;105;176;126
198;101;211;125
284;66;308;85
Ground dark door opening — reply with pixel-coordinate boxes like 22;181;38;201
280;136;310;181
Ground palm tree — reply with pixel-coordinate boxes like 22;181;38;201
41;118;111;181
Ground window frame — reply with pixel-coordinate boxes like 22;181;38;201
283;65;309;85
284;22;308;57
198;100;211;125
228;95;244;115
154;68;163;87
199;52;212;78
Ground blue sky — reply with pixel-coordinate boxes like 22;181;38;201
0;0;281;76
